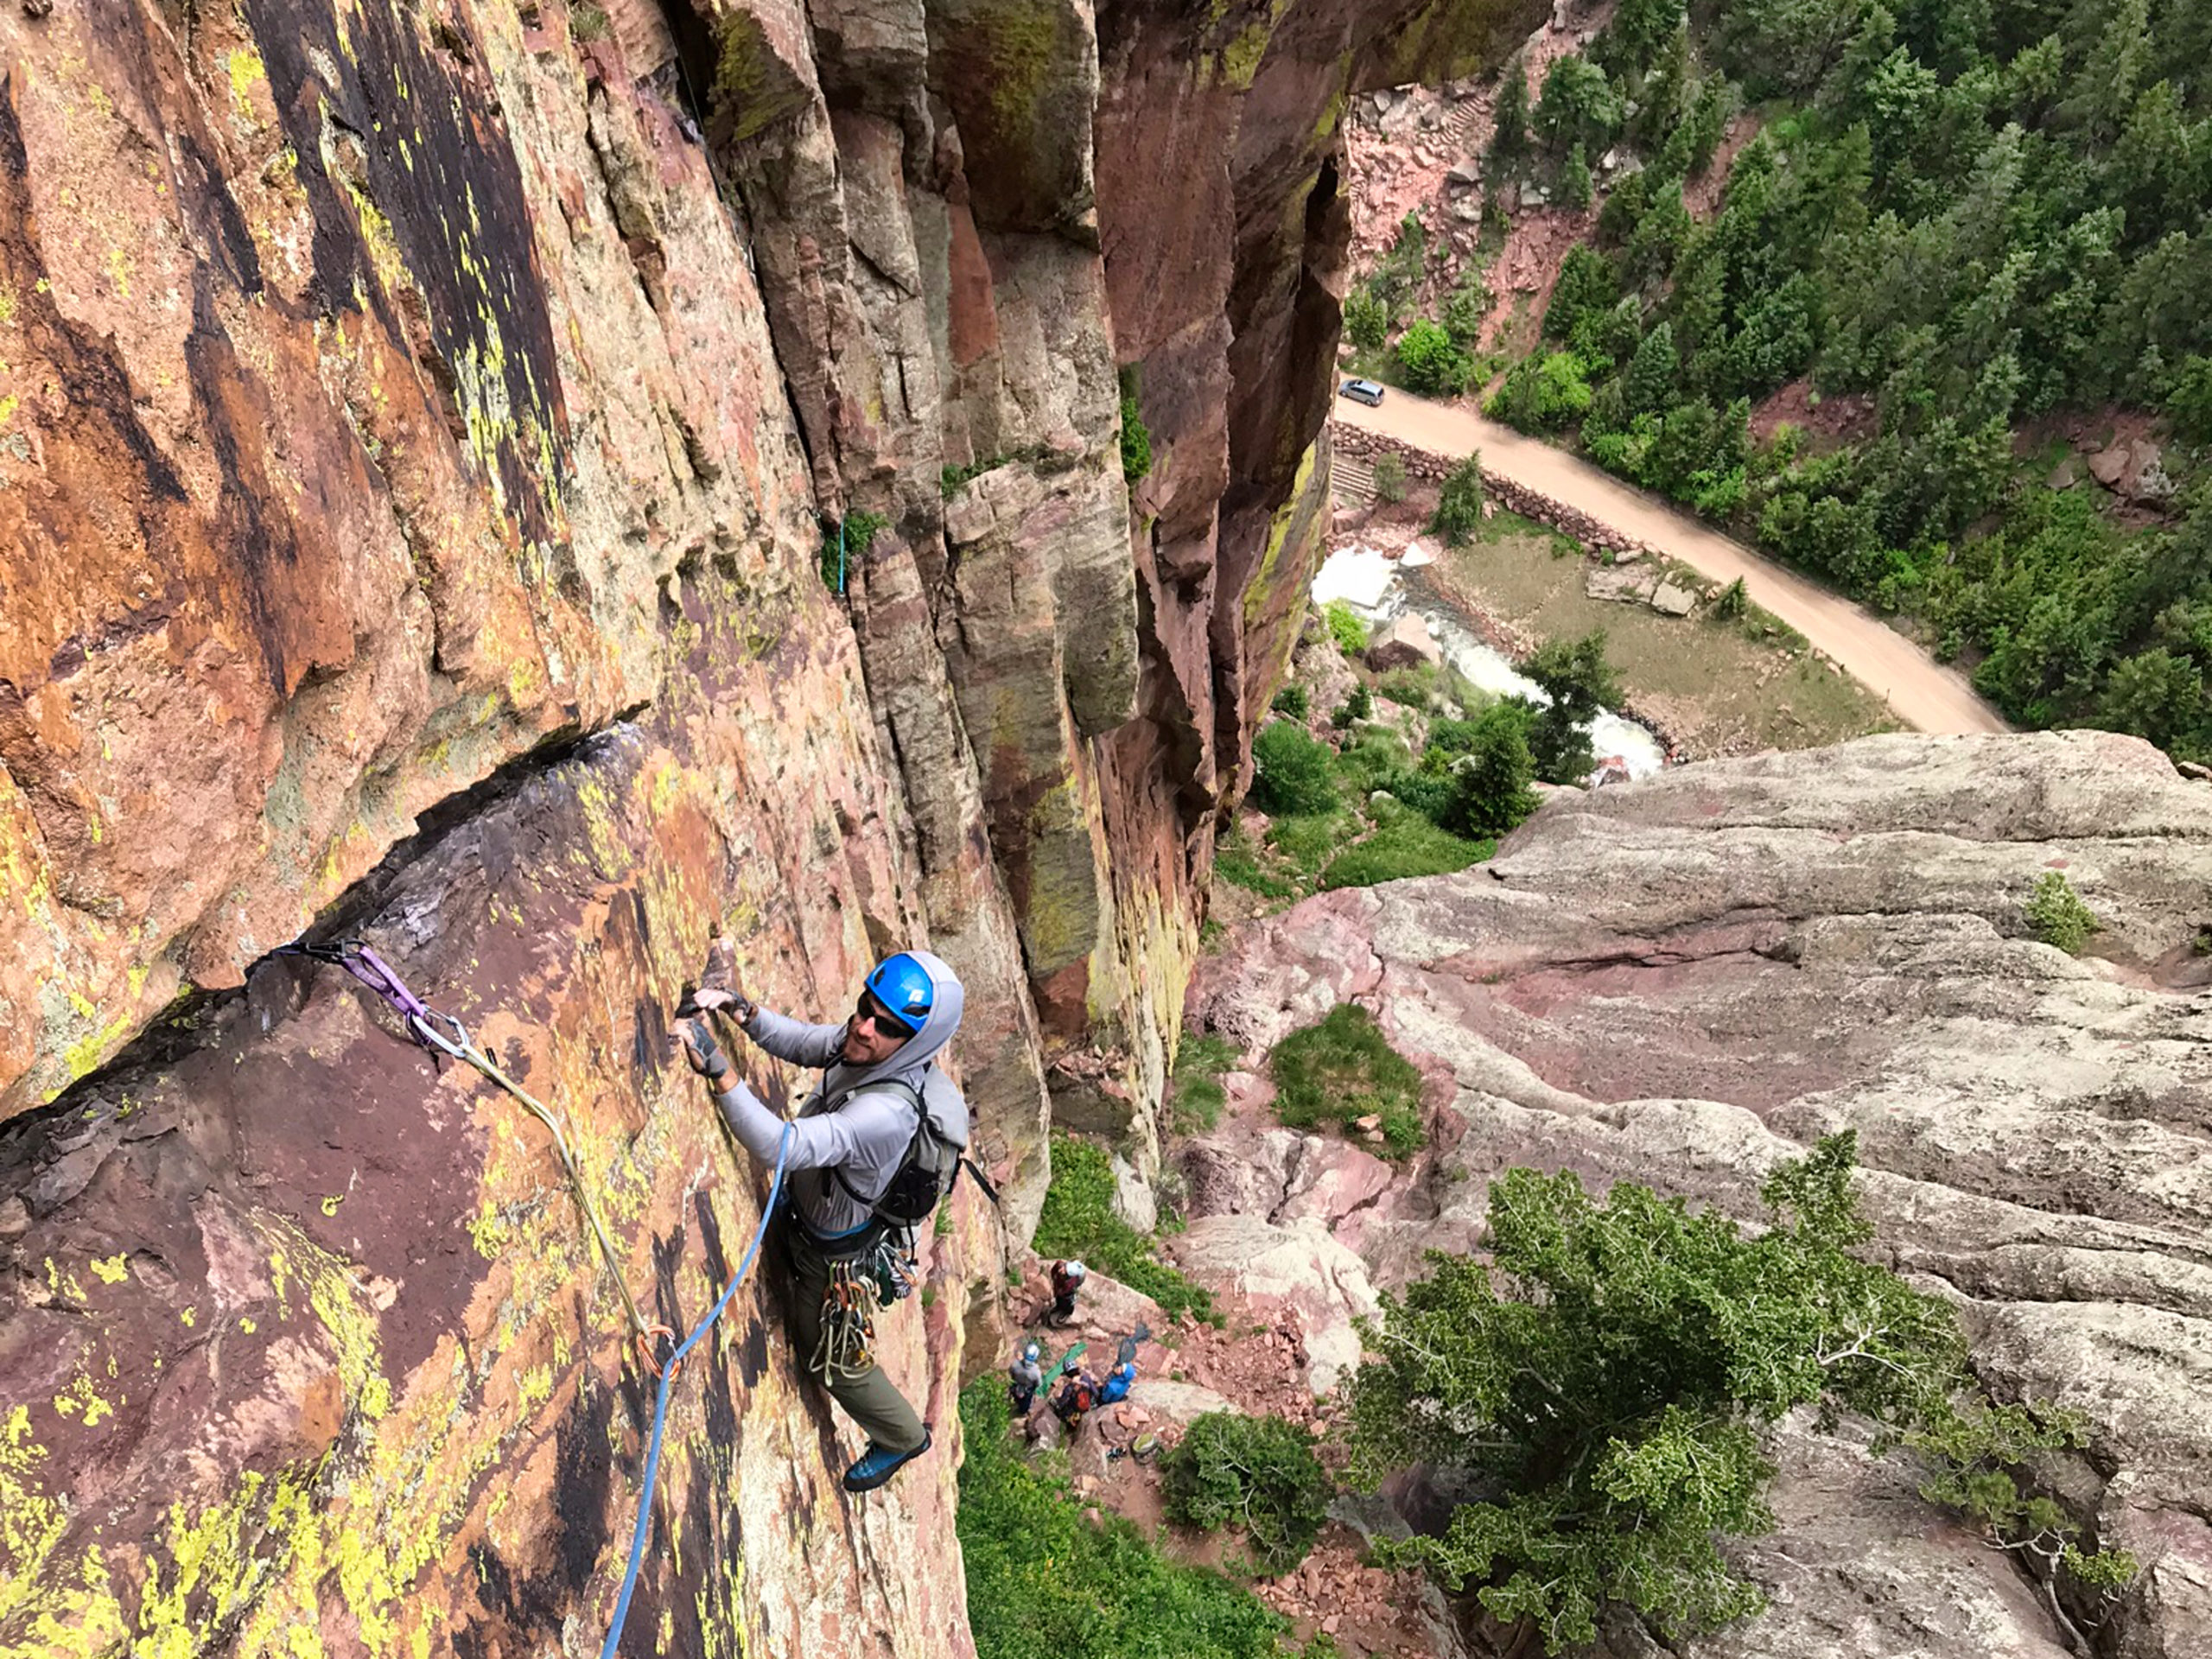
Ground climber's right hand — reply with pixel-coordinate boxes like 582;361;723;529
674;1018;732;1086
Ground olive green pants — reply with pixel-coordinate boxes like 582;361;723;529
783;1222;927;1453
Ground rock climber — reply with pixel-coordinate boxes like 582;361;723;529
1097;1359;1135;1407
676;944;962;1493
1051;1364;1100;1435
1008;1341;1046;1415
1047;1257;1087;1327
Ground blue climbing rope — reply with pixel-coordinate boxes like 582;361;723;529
599;1122;794;1659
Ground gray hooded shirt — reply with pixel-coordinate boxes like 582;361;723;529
712;951;965;1237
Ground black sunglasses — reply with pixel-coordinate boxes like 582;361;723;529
855;991;918;1040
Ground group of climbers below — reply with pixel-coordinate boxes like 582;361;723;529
673;942;969;1493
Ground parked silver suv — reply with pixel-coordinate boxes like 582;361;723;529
1338;378;1385;406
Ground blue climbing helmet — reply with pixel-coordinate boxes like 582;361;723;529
864;952;935;1035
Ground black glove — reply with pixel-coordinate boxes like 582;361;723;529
682;1018;732;1084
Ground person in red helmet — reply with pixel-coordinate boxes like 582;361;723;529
677;943;964;1493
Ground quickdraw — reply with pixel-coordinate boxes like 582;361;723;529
811;1256;879;1383
278;939;677;1375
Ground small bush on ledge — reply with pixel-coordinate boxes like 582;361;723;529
1163;1411;1333;1574
2026;871;2098;954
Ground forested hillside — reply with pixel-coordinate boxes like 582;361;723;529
1379;0;2212;756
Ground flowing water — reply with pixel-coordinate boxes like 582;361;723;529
1312;544;1668;779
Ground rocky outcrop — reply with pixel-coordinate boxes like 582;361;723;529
1195;732;2212;1659
0;0;1550;1652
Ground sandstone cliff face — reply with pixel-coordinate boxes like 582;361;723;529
0;0;1548;1653
1196;732;2212;1659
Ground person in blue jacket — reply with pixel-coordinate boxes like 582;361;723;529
1097;1361;1136;1407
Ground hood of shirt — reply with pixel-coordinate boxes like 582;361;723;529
820;949;964;1102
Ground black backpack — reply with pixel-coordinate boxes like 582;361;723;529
831;1067;999;1229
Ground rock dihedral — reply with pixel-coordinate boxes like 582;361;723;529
0;0;1546;1655
1195;732;2212;1659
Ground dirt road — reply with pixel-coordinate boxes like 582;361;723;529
1335;392;2009;736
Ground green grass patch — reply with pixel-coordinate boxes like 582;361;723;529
1216;829;1295;899
1034;1135;1219;1324
1168;1031;1242;1135
1268;1004;1425;1157
1319;812;1492;890
958;1379;1324;1659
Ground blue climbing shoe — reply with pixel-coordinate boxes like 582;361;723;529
842;1429;932;1493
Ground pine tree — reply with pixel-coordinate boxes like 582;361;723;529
1492;54;1530;164
1562;143;1595;212
1624;321;1681;413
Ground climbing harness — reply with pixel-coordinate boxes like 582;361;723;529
598;1123;793;1659
276;939;675;1373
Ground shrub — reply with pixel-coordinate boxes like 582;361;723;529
1216;831;1294;899
1395;321;1475;397
1271;683;1310;720
1168;1031;1241;1135
1375;766;1459;824
1344;285;1389;352
1324;601;1368;656
1120;389;1154;483
1268;1003;1425;1155
1443;270;1493;347
1163;1413;1334;1574
1344;1136;2139;1652
1375;663;1440;709
569;2;611;41
1033;1135;1217;1324
818;509;889;592
1332;683;1374;727
2025;871;2097;954
1429;454;1484;547
1319;813;1492;889
1442;700;1540;837
1713;576;1748;620
1251;721;1340;817
957;1379;1298;1659
1370;213;1428;312
1263;812;1346;875
1371;451;1408;504
1485;352;1594;433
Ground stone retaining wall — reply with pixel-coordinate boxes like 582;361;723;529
1332;419;1654;558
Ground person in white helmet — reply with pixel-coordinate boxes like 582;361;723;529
1008;1341;1046;1414
1048;1258;1087;1327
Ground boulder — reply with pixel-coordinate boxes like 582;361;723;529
2088;444;2133;487
1122;1378;1238;1428
1586;564;1660;605
1649;579;1700;616
1111;1150;1159;1234
1275;1136;1397;1227
1366;612;1444;671
1167;1213;1382;1392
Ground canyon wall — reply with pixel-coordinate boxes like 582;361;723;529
0;0;1542;1655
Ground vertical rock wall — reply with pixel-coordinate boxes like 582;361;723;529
0;0;1541;1652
